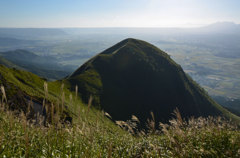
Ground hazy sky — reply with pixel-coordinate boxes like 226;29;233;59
0;0;239;28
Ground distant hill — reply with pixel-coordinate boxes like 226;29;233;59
67;38;239;125
0;50;70;80
0;49;59;66
0;56;21;69
197;22;240;34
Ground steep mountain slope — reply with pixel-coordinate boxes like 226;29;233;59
67;38;238;124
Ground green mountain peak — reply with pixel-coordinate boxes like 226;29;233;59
67;38;239;125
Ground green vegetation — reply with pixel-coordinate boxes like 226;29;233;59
67;38;240;125
0;64;75;120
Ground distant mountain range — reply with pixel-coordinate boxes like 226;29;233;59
196;22;240;34
0;49;71;80
66;38;239;125
62;22;240;35
0;22;239;39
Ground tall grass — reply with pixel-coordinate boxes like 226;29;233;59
0;84;239;157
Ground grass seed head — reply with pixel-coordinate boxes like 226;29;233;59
1;85;7;103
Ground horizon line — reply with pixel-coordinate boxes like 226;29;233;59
0;21;239;29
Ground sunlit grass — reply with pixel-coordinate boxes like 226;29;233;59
0;85;239;157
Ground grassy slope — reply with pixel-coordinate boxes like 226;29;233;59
0;62;75;108
0;64;138;157
67;38;240;124
0;64;120;130
0;57;239;157
0;102;239;157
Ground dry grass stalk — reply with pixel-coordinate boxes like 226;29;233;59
116;120;135;134
101;110;105;118
24;126;29;158
55;99;60;122
27;98;33;117
51;103;54;124
173;107;183;126
75;85;78;99
150;111;155;123
115;121;126;128
45;103;49;116
87;95;93;114
61;83;64;92
104;112;112;119
43;82;48;99
42;99;46;117
1;85;7;103
159;123;170;136
108;143;112;158
20;111;29;157
82;122;85;131
69;94;73;105
61;92;65;114
149;111;155;133
96;120;99;132
131;115;140;123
